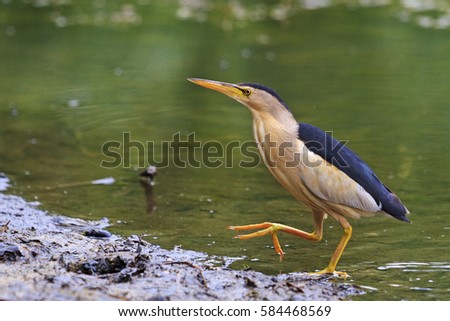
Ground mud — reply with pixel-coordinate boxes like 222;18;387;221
0;175;364;300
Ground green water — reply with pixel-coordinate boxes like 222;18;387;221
1;1;449;300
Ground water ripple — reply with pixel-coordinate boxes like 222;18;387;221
378;261;450;272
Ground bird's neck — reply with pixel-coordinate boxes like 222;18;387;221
251;110;297;141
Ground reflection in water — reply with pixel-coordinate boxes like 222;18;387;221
140;166;157;215
373;261;450;298
43;177;116;191
45;0;450;31
378;261;450;273
7;0;450;31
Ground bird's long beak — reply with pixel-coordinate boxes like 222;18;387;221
187;78;242;99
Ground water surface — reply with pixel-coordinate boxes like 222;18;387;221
1;1;449;300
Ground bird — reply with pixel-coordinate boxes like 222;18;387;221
188;78;410;277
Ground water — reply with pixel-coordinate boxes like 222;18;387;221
1;1;449;300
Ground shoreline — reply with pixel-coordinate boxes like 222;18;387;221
0;175;363;300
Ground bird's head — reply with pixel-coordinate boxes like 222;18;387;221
188;78;293;120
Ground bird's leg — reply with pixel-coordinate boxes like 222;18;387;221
229;210;324;261
312;214;352;278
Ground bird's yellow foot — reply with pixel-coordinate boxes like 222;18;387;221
309;268;349;279
228;222;285;261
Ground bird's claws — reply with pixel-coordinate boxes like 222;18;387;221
309;269;350;279
272;232;284;261
333;271;350;279
228;223;285;260
277;249;284;261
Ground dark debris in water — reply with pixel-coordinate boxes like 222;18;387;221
0;190;364;300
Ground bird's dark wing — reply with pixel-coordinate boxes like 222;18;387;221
298;123;409;222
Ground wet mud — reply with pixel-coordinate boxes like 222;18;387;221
0;175;364;300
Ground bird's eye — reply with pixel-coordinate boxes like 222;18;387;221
242;88;251;97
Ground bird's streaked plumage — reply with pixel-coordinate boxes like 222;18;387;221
188;78;410;276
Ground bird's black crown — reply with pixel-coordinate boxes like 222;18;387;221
239;82;292;112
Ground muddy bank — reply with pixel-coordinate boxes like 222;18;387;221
0;177;364;300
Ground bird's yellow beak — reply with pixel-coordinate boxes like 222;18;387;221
187;78;242;99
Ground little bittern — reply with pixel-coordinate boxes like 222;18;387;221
188;78;410;277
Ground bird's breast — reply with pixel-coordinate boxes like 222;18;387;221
253;117;306;171
252;117;312;197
